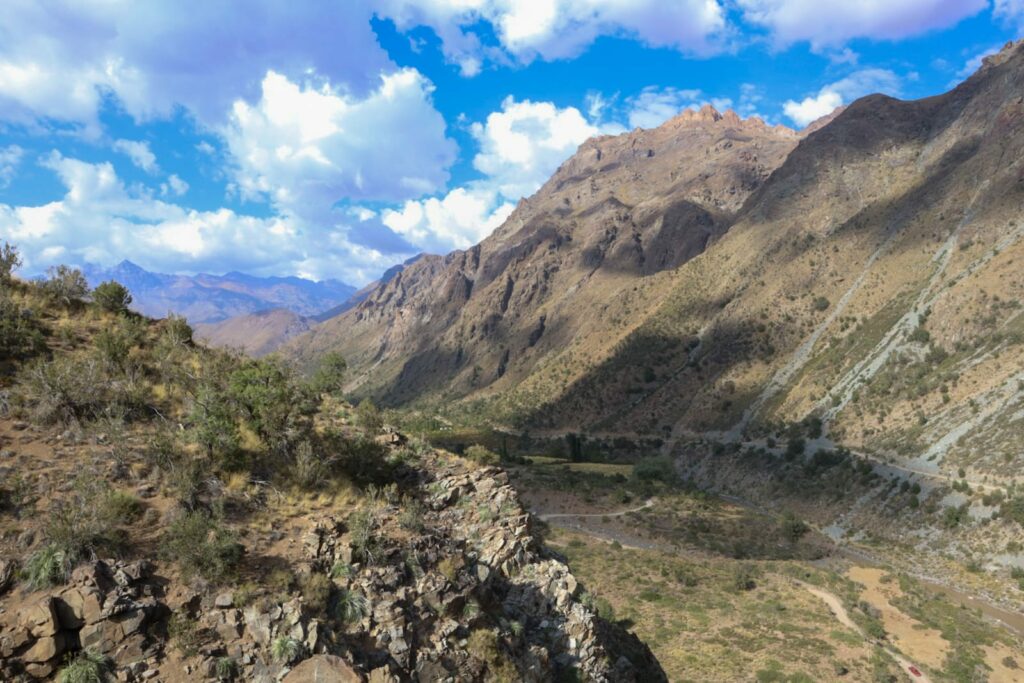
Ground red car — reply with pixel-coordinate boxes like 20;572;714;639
908;665;923;677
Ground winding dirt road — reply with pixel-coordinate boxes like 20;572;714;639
537;498;655;522
800;582;933;683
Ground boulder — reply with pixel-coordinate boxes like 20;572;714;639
283;654;362;683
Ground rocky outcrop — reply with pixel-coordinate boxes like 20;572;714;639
0;559;165;680
0;461;664;682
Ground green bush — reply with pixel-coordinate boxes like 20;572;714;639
57;648;112;683
0;241;21;284
23;543;72;589
160;511;243;583
310;351;347;396
633;455;675;482
812;296;830;312
355;398;383;432
43;265;89;307
168;611;202;656
0;294;45;358
332;588;369;624
464;444;500;466
300;571;332;613
91;280;133;314
271;636;302;664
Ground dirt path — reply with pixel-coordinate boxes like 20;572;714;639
537;498;655;522
800;582;934;683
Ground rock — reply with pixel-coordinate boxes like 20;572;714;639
0;559;16;596
215;591;234;608
283;654;362;683
59;586;105;626
22;632;66;663
19;597;60;638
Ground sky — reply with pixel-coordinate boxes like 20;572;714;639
0;1;1021;286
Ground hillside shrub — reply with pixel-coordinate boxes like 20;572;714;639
43;265;89;307
0;241;21;283
0;294;45;358
92;280;132;314
633;455;675;482
464;444;500;466
310;351;347;396
57;648;112;683
160;511;243;583
355;398;383;432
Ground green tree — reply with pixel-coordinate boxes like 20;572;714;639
92;280;133;314
310;351;347;396
43;265;89;307
227;358;314;453
355;398;383;432
189;384;240;459
0;241;21;284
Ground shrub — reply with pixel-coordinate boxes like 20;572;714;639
310;351;347;396
43;265;89;307
355;398;383;432
23;543;71;589
633;455;675;482
188;384;240;460
467;628;519;683
0;241;21;284
812;296;830;312
0;294;45;358
733;563;758;591
332;588;369;624
292;439;328;489
908;326;931;344
57;648;112;683
160;511;243;583
464;444;500;466
214;656;237;681
162;314;193;346
271;635;302;664
167;611;202;656
91;280;132;314
228;358;315;453
780;511;809;542
300;571;332;613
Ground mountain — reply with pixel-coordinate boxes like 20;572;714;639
285;39;1024;484
194;308;314;357
82;260;356;323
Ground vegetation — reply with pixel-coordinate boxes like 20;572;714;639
91;280;133;314
57;649;112;683
160;511;243;583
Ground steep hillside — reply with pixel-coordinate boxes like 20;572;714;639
288;40;1024;486
0;271;663;681
195;308;313;357
286;106;801;412
83;260;356;323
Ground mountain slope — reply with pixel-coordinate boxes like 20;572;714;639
83;260;356;323
194;308;313;356
289;41;1024;481
286;107;801;408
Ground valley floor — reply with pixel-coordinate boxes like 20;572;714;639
507;460;1024;683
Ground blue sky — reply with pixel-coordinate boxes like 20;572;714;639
0;1;1021;285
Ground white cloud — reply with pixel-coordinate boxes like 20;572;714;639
377;0;729;72
0;152;400;283
0;144;24;187
954;44;1003;81
112;139;159;174
626;87;705;129
224;69;456;220
783;69;902;127
161;174;189;197
470;96;610;200
381;187;515;252
737;0;987;49
0;1;393;132
994;0;1024;25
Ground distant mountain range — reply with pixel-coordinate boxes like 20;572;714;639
82;260;357;324
189;255;424;356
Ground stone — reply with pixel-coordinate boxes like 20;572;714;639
59;586;104;626
282;654;362;683
215;591;234;608
22;632;66;663
0;559;16;596
19;597;60;638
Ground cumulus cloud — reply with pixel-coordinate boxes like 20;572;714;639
381;187;515;252
112;139;158;174
377;0;729;72
470;96;608;199
994;0;1024;25
625;87;705;129
224;69;456;221
0;144;24;187
160;174;189;197
0;153;399;283
0;1;392;133
737;0;987;49
783;68;902;127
